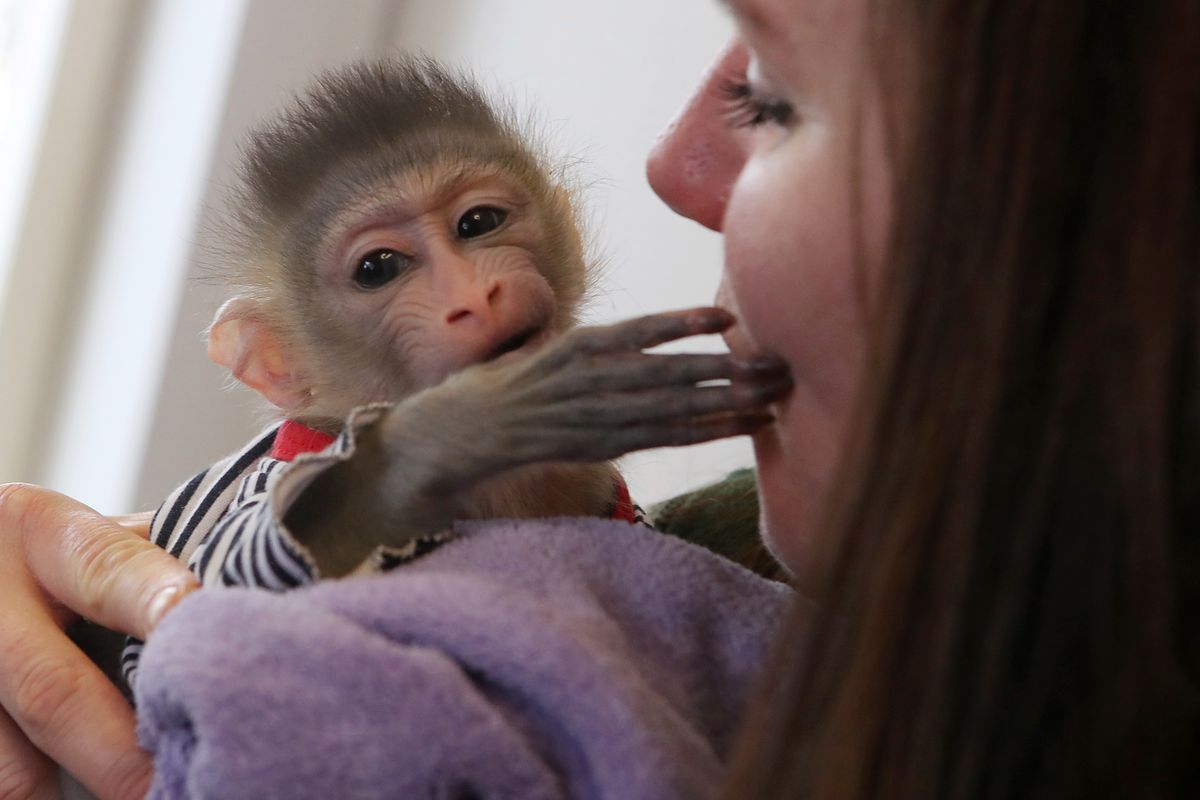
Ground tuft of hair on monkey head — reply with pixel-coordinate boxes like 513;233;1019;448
208;55;595;431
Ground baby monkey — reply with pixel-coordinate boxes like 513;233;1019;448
150;56;791;592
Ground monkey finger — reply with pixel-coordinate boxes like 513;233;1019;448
601;411;777;455
531;410;775;463
561;351;790;395
533;353;729;397
560;379;792;427
547;307;735;365
0;707;57;800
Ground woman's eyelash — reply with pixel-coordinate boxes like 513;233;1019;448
720;80;796;129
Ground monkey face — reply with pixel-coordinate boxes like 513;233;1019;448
304;165;564;399
213;59;594;430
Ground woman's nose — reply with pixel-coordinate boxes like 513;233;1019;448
646;40;751;232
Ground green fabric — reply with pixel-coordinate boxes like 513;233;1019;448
650;468;788;583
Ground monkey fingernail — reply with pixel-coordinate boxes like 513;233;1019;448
746;355;790;375
738;412;776;430
692;307;735;331
762;377;794;401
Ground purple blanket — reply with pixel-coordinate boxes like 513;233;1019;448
135;518;793;799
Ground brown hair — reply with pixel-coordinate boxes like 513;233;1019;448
726;0;1199;797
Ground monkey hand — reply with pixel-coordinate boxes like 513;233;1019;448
285;307;789;576
393;306;792;490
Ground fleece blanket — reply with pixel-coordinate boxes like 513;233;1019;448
135;517;794;800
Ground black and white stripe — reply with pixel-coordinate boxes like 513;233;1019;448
127;411;644;689
150;427;278;562
125;424;323;687
124;418;440;689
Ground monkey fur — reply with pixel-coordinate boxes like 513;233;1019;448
201;56;791;578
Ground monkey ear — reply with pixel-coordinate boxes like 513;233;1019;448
208;297;308;411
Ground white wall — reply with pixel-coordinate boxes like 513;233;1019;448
0;0;135;488
25;0;745;514
38;0;251;513
131;0;406;511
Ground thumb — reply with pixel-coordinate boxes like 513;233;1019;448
8;485;198;639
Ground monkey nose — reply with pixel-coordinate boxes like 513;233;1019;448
443;280;502;326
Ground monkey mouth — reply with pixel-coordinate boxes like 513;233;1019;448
486;325;544;362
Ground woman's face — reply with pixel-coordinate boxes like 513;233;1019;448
647;0;893;581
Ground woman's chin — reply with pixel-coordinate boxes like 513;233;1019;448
752;421;828;592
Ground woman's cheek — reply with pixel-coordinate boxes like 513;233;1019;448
721;144;868;581
721;148;833;382
719;159;785;352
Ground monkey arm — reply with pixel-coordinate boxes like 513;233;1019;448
281;407;458;579
122;419;437;686
122;309;786;591
284;308;792;578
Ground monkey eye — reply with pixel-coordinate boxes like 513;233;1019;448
353;248;405;289
457;206;508;239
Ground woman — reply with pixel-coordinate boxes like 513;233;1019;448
653;0;1196;797
2;0;1196;795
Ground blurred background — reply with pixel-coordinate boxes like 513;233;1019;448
0;0;742;515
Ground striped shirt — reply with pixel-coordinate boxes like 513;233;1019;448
123;409;644;688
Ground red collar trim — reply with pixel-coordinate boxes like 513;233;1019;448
270;420;337;462
611;477;638;523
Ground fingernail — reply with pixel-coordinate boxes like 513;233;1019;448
146;583;194;633
749;356;788;373
697;308;733;328
742;412;775;428
765;380;794;399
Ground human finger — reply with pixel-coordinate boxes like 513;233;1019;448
0;705;57;800
109;510;154;540
0;485;177;798
0;600;152;800
5;485;197;640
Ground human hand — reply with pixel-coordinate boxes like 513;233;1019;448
0;484;198;799
108;511;153;539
